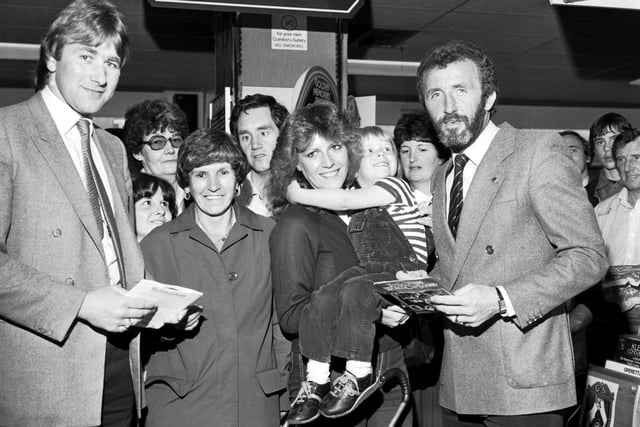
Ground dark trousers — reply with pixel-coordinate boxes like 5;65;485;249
101;333;135;427
299;207;425;363
441;407;564;427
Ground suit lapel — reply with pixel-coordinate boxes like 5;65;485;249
450;124;516;289
27;94;105;252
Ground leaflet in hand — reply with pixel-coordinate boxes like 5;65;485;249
373;277;450;314
127;279;203;328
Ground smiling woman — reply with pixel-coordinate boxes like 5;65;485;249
140;128;286;426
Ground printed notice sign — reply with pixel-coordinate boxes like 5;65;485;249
272;29;307;51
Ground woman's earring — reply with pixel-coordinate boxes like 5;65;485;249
184;191;191;201
235;185;241;197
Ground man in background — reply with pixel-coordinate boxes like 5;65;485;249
589;112;632;202
230;94;289;217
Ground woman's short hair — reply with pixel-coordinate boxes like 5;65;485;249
266;102;359;216
122;99;189;156
393;113;451;161
132;173;177;218
176;129;249;189
36;0;128;90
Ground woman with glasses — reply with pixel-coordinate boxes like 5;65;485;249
123;99;189;213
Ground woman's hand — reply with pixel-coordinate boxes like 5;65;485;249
380;305;411;328
286;180;302;204
165;304;203;331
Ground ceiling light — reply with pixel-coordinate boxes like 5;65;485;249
0;43;39;61
549;0;640;10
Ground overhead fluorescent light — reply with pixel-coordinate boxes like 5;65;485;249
549;0;640;10
347;59;419;77
0;43;39;60
629;78;640;86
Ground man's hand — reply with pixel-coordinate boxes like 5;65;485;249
77;285;157;333
430;283;500;327
380;305;411;328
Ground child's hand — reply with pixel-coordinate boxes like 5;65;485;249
286;180;302;204
417;201;432;217
396;270;429;280
380;305;411;327
416;201;432;227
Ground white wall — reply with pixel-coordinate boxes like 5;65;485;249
376;100;640;132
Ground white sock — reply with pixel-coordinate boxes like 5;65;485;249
306;360;330;384
346;360;372;378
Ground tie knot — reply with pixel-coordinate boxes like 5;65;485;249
455;153;469;169
77;118;91;140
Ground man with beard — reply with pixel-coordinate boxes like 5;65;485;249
417;40;608;426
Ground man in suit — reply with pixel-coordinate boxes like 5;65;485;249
0;1;180;425
417;40;608;426
229;94;288;217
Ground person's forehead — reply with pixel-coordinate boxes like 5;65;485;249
561;135;585;149
238;106;276;130
619;137;640;154
424;59;481;85
594;128;620;140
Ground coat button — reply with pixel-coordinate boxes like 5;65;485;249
491;177;497;183
485;245;494;255
408;254;417;262
52;229;62;237
65;277;75;286
228;272;238;281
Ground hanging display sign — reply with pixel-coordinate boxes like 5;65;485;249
292;66;339;110
147;0;363;18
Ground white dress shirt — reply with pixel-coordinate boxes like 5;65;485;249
42;86;120;286
445;121;516;317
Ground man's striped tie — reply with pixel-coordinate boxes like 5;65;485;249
448;153;469;238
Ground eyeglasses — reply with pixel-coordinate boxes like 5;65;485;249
144;135;184;151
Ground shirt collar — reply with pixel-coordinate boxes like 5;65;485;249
41;86;85;137
613;187;635;209
168;202;266;234
456;120;499;167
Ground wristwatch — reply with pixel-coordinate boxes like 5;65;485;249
496;287;507;316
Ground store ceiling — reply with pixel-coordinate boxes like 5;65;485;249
2;0;640;108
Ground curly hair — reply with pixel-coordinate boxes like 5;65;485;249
229;94;289;139
266;102;360;216
416;40;498;115
393;113;450;161
176;129;248;190
133;173;177;218
36;0;128;90
122;99;189;157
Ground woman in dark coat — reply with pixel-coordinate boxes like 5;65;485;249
141;129;285;427
267;102;412;427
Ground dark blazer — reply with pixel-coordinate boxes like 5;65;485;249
141;204;284;427
431;123;608;415
0;93;145;425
